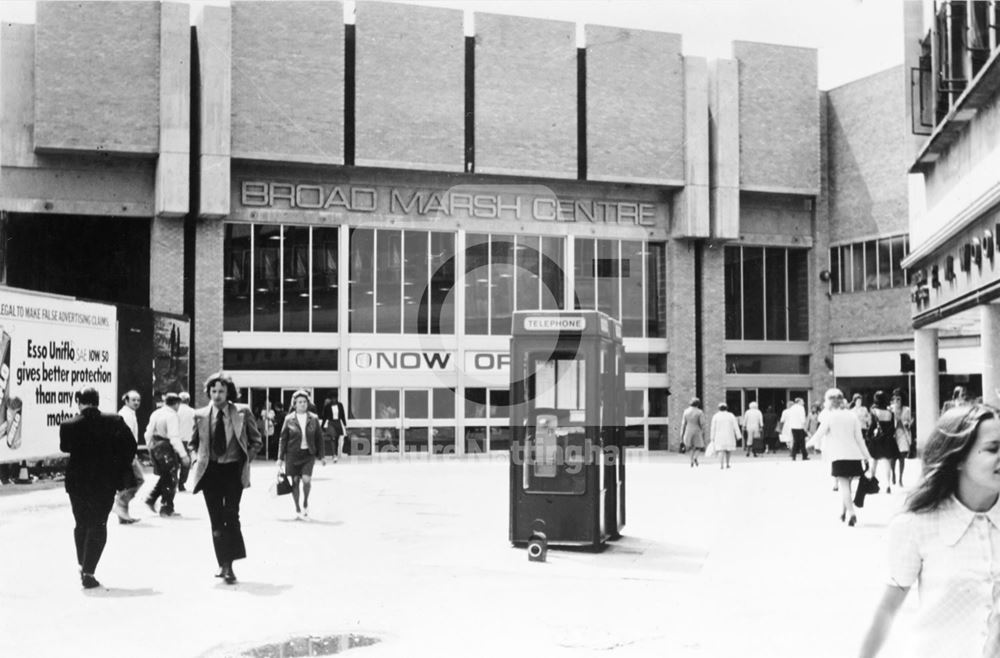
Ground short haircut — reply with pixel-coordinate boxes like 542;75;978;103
121;390;139;404
76;387;100;406
179;392;190;403
164;392;181;406
291;389;311;404
689;397;701;408
718;402;727;411
203;371;239;401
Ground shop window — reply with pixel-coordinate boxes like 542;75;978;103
624;353;667;374
621;240;644;336
312;227;338;331
224;224;251;331
625;389;645;416
741;247;764;340
283;226;310;332
724;245;742;339
253;225;281;331
465;426;487;454
465;233;490;335
403;231;429;334
764;249;787;341
223;349;337;371
433;388;455;419
376;230;402;333
491;237;515;335
349;387;372;420
725;354;810;375
541;236;565;310
350;229;375;332
430;232;455;334
648;388;670;417
515;235;540;312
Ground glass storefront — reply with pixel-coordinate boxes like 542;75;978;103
224;221;669;454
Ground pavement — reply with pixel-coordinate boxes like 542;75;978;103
0;451;922;658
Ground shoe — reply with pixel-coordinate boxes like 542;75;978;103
177;485;187;492
848;515;857;527
302;508;309;520
886;486;892;494
118;516;139;525
144;499;157;514
802;457;809;461
222;565;237;584
840;512;846;522
81;573;101;589
159;510;178;517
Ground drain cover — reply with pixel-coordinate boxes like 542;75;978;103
239;634;380;657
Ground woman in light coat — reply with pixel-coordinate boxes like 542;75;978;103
810;388;873;526
710;403;742;470
743;401;764;457
679;398;706;467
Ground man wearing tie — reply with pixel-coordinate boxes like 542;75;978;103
189;372;262;584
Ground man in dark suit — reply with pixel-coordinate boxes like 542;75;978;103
59;387;136;589
189;372;262;584
322;391;348;460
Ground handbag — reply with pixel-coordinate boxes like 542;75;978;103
275;473;293;496
853;474;880;508
704;441;716;458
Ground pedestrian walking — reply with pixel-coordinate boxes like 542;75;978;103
144;393;189;517
679;398;706;467
851;393;872;445
810;388;872;526
859;404;1000;657
175;392;196;491
889;389;913;487
709;402;741;470
189;372;262;584
868;390;898;494
762;405;779;454
805;401;821;454
940;385;970;414
278;389;326;519
743;401;764;457
113;390;144;524
59;387;136;588
322;391;347;461
783;397;809;460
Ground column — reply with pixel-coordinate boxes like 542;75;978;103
982;304;1000;407
914;328;939;446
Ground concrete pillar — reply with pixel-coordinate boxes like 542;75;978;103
914;328;939;447
149;217;185;315
155;2;190;217
672;56;710;239
195;5;231;218
982;304;1000;407
708;59;739;240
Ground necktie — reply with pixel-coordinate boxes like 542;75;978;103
213;410;227;456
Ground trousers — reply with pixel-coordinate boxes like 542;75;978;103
69;492;114;574
148;442;179;513
200;460;246;565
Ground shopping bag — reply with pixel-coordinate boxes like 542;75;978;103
704;441;716;459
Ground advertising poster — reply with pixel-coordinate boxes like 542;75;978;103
0;289;118;461
152;312;189;398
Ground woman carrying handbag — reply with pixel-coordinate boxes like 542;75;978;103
277;390;326;520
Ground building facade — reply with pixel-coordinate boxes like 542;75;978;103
902;0;1000;436
0;1;919;456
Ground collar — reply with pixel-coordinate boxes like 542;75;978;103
940;496;1000;546
212;405;227;419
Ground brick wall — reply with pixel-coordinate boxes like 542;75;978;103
35;2;160;154
827;67;909;243
192;219;224;407
231;1;344;164
666;239;696;447
829;289;912;341
149;217;185;315
355;2;464;172
585;26;684;184
735;41;819;193
474;13;576;179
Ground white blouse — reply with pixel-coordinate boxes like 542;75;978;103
886;496;1000;657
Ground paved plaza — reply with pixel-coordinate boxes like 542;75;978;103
0;453;921;657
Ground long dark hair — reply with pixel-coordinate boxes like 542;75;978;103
906;404;999;513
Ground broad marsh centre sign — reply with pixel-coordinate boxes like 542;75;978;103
240;180;659;226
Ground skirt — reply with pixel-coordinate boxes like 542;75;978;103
831;459;864;478
285;450;316;477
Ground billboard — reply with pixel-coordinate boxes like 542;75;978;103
0;288;117;460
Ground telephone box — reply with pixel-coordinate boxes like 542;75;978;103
509;310;625;550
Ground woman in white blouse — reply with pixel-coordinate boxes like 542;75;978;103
859;404;1000;657
277;390;326;520
709;403;741;470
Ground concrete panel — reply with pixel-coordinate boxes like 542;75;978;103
157;2;190;217
1;162;156;217
475;13;576;179
734;41;819;194
585;25;684;184
231;1;344;164
710;59;739;240
355;2;464;172
827;68;909;244
195;6;231;218
673;56;710;238
35;1;160;154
